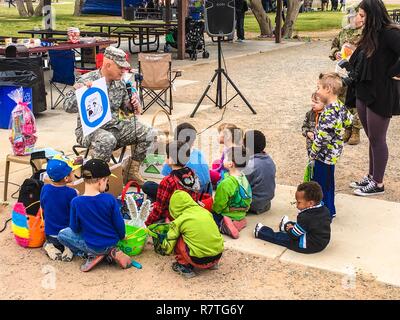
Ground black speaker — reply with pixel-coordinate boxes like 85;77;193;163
204;0;236;37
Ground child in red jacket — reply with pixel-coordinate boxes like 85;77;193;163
144;141;201;226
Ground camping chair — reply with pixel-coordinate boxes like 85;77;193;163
136;53;182;115
72;144;127;165
48;49;76;110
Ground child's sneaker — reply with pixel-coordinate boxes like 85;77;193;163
353;180;384;196
349;175;371;189
254;222;264;238
172;262;196;278
61;247;74;262
107;248;132;269
232;218;247;231
209;263;219;270
279;215;289;232
220;216;239;239
43;242;62;261
80;254;106;272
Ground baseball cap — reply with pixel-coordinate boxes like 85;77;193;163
47;154;82;182
81;159;116;179
104;46;130;69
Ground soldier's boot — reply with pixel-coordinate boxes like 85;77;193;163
348;128;360;145
124;157;145;186
343;128;352;143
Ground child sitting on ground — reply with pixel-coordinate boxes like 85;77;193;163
254;181;331;254
210;123;243;187
161;190;224;278
302;92;326;156
310;73;352;219
212;146;252;239
144;141;201;226
243;130;276;214
41;155;79;261
58;159;131;272
143;122;212;201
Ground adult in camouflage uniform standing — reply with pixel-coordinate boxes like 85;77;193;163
63;46;156;185
329;7;363;145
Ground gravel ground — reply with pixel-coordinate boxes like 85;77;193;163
1;40;399;300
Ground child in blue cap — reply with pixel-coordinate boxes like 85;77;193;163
41;155;80;261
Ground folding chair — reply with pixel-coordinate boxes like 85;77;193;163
48;49;76;110
72;144;127;165
137;53;181;115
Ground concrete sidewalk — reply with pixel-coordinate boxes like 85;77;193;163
1;39;398;289
118;37;306;69
224;184;400;287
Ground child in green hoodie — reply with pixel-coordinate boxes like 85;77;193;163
161;190;224;278
212;146;252;239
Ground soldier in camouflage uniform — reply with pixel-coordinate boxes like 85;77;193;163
329;8;363;145
63;46;157;185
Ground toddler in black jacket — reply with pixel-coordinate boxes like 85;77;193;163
254;182;331;254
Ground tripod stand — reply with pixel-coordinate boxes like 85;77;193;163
190;36;256;118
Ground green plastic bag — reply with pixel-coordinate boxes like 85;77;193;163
303;162;314;182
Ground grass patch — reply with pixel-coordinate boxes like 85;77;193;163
0;1;399;37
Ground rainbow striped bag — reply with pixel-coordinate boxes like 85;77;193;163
11;201;45;248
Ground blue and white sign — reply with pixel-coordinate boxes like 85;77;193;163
76;77;111;137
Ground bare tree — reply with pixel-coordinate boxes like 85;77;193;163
33;0;45;17
282;0;303;38
248;0;273;37
73;0;85;16
15;0;30;17
15;0;47;17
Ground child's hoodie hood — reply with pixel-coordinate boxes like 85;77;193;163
169;190;199;220
171;167;201;192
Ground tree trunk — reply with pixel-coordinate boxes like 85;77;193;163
249;0;273;37
15;0;30;17
282;0;302;38
33;0;45;17
73;0;85;16
25;0;35;16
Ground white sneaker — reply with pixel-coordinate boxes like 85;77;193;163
61;247;74;262
279;215;289;232
254;223;264;238
349;175;371;189
44;242;62;261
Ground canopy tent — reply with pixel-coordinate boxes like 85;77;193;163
81;0;144;16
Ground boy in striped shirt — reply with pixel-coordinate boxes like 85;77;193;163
254;182;331;254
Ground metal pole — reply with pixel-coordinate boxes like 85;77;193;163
177;0;186;59
275;0;283;43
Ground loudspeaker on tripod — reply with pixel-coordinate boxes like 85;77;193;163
204;0;236;37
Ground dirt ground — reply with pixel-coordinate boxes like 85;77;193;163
1;40;400;300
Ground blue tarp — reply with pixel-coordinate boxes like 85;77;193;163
81;0;144;16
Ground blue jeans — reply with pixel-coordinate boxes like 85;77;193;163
142;181;159;203
58;228;112;257
312;160;336;217
256;225;291;248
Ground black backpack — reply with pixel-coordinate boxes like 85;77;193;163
17;151;47;216
18;177;43;216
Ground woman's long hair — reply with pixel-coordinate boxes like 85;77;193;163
358;0;398;57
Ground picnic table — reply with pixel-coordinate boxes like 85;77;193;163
85;22;177;54
132;8;163;20
18;29;109;39
0;39;117;67
388;9;400;23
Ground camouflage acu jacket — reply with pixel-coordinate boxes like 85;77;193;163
329;28;362;61
63;70;132;140
302;109;321;155
309;101;353;165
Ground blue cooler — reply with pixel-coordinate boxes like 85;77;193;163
0;86;33;129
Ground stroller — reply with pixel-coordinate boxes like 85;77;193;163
164;17;209;61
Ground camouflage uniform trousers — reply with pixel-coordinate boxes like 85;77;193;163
78;118;157;163
339;91;362;130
